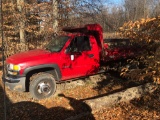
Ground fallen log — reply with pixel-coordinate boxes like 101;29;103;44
85;83;158;112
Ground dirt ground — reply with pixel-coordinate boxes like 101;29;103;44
0;71;160;120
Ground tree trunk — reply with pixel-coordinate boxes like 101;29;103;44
17;0;25;51
52;0;58;33
85;83;157;112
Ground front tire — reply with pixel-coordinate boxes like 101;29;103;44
29;73;56;100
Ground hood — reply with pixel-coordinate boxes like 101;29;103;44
6;49;51;64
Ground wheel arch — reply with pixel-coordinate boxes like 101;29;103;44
24;64;61;91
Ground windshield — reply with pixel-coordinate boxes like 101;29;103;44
46;36;69;52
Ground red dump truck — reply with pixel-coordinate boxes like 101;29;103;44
3;24;141;99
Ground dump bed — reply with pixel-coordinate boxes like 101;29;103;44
102;38;137;62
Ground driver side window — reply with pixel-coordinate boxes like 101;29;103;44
69;36;91;52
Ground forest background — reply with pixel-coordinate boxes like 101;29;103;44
1;0;159;56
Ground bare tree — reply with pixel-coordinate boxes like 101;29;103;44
124;0;160;21
52;0;58;33
17;0;25;51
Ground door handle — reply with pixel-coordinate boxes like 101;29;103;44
88;54;94;58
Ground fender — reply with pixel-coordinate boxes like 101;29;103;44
23;64;62;80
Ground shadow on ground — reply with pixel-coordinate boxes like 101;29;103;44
93;71;149;94
0;70;160;120
0;84;95;120
130;86;160;112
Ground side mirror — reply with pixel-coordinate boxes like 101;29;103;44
71;54;74;61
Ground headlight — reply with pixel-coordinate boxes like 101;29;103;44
8;64;21;71
13;65;21;71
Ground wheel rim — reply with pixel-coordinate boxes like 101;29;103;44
37;81;51;96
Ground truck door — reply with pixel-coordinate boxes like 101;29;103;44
61;36;100;80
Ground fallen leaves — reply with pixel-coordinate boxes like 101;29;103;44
0;72;160;120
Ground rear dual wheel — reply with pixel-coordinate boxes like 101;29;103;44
29;73;56;100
